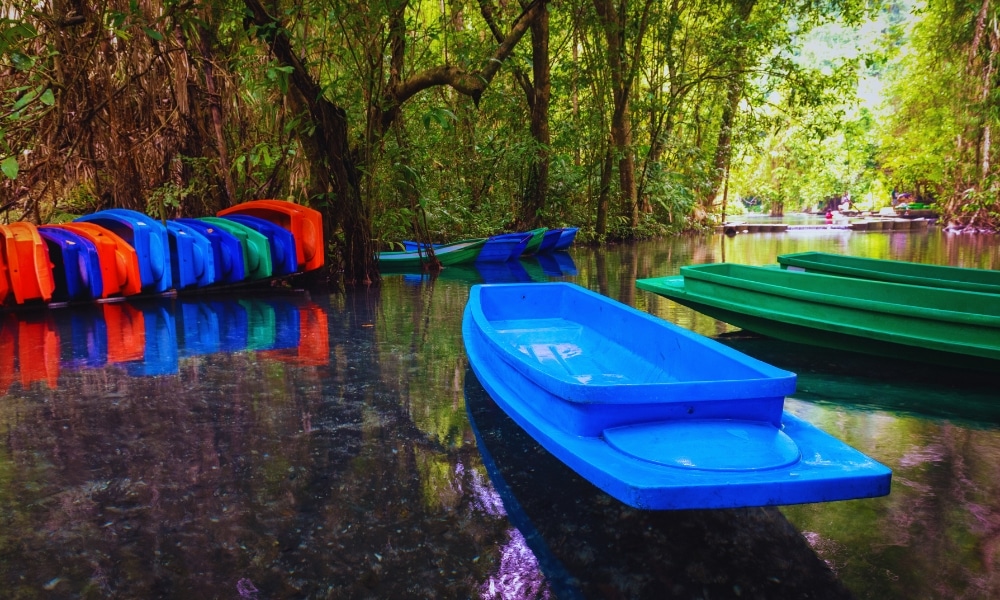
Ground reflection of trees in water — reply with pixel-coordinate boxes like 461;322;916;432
0;294;510;598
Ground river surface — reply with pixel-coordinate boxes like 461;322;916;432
1;224;999;599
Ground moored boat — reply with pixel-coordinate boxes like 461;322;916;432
38;227;104;302
221;214;298;276
198;217;273;280
778;251;1000;294
48;222;143;297
378;238;487;270
75;209;172;294
463;281;892;509
535;228;563;254
520;227;548;255
165;220;216;289
1;222;56;305
217;199;324;272
173;218;246;284
636;262;1000;372
552;227;579;251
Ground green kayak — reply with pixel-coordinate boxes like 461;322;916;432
778;251;1000;294
198;216;273;280
636;262;1000;372
379;238;487;270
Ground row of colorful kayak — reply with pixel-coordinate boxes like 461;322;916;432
380;226;578;270
0;200;324;308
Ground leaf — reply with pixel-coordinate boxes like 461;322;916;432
40;88;54;106
1;156;18;180
142;27;163;42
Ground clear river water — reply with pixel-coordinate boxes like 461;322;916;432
1;221;999;599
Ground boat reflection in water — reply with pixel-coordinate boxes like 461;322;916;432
463;367;854;599
0;295;329;392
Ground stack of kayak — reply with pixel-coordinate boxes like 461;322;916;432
636;251;1000;373
0;200;324;309
381;226;578;270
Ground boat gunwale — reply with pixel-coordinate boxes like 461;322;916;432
466;282;796;406
679;262;1000;327
636;274;1000;361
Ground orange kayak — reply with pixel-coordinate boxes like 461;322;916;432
0;222;56;305
217;200;324;272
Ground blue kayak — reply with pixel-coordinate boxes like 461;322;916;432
75;209;172;293
221;214;298;276
462;282;892;509
166;221;216;289
173;218;246;284
38;226;104;302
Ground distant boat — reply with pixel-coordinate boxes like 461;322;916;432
379;238;487;270
778;251;1000;294
520;227;548;255
463;281;892;509
636;262;1000;372
1;222;56;305
535;228;563;254
552;227;579;251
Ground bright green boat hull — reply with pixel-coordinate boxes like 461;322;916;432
636;262;1000;372
378;238;486;270
778;251;1000;294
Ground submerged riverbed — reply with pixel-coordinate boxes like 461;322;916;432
1;225;999;599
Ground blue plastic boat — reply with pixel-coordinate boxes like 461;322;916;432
173;219;246;284
75;209;173;294
462;282;891;510
478;232;534;262
37;227;104;302
221;214;298;276
535;229;563;254
165;221;216;289
553;227;579;251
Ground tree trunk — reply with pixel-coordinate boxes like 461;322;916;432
243;0;377;284
520;5;551;228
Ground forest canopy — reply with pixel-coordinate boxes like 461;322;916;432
1;0;997;283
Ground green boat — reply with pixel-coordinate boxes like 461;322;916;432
378;238;487;270
520;227;548;255
636;262;1000;372
778;251;1000;294
198;216;273;280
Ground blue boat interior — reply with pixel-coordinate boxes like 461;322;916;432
174;218;246;284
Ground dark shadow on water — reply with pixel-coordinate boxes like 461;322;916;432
464;367;855;600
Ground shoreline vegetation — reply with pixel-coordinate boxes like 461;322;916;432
1;0;998;284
